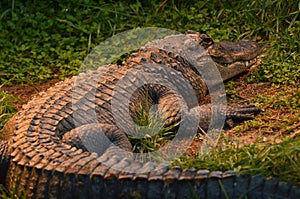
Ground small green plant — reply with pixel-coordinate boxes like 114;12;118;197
0;90;18;131
128;95;179;155
0;185;11;199
0;184;26;199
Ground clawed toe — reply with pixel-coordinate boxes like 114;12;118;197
228;104;261;116
224;104;261;128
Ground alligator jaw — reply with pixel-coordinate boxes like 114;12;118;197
185;30;265;80
217;57;259;68
214;56;262;80
207;40;265;80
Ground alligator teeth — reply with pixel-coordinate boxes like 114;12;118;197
245;61;249;66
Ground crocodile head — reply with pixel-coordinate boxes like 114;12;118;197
185;30;265;80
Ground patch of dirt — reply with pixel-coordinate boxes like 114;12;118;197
186;81;299;157
231;82;299;140
1;79;60;110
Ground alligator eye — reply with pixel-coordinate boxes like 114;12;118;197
203;37;213;43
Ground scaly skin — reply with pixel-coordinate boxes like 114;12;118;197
0;31;299;198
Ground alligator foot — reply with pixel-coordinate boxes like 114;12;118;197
191;103;261;131
224;104;261;129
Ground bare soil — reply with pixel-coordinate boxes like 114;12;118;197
229;82;299;142
1;79;60;110
187;81;300;156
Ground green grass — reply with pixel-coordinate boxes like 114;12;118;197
0;184;26;199
173;136;300;185
0;90;18;131
0;0;299;196
129;103;179;155
0;0;299;85
126;88;180;160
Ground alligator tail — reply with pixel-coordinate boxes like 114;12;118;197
0;140;10;185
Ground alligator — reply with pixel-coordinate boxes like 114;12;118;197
0;30;299;198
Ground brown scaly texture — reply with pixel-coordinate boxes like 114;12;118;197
0;31;299;198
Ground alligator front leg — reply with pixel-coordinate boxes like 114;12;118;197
224;104;262;129
190;103;261;132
